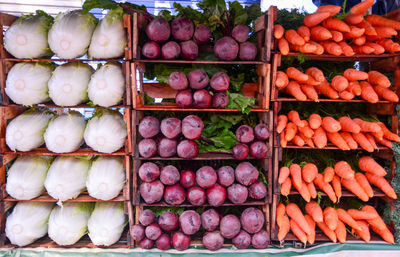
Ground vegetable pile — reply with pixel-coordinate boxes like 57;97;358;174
274;0;400;56
131;207;268;251
139;162;267;206
275;67;398;102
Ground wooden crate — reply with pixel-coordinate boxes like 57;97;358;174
0;60;131;108
0;200;134;248
0;13;132;60
0;154;131;203
132;6;276;63
133;204;270;248
0;106;132;155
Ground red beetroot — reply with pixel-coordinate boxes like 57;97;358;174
254;123;270;140
194;25;211;44
139;116;160;138
158;137;177;158
160;165;180;185
155;234;171;250
220;214;241;239
235;125;254;143
193;89;212;108
202;231;224;250
158;211;179;232
131;224;145;242
240;207;265;234
212;92;229;109
140;238;154;249
227;183;248;204
139;209;155;226
138;139;157;158
206;184;226;206
187;186;206;206
140;180;164;204
217;166;235;187
175;90;193;107
210;72;230;92
169;72;188;90
251;230;269;249
201;209;220;232
188;69;209;89
239;42;257;61
145;223;162;240
179;210;201;235
232;25;250;43
249;181;267;200
214;37;239;61
196;166;217;189
232;230;251;249
182;115;204;140
142;41;161;59
161;118;182;139
162;41;181;59
249;141;268;159
172;232;191;251
235;162;259;186
146;17;170;42
138;162;160;182
171;17;194;41
164;184;186;205
177;140;199;159
180;170;196;188
180;40;198;60
232;144;249;160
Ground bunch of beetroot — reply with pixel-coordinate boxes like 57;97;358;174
233;124;270;160
130;207;269;251
142;16;257;61
138;115;203;159
139;162;267;206
169;70;230;109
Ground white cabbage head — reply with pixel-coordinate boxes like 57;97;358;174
48;10;97;59
48;202;93;246
84;110;127;153
86;156;125;200
88;62;125;107
6;110;53;152
44;156;91;202
6;202;55;246
4;11;53;58
48;62;93;106
89;8;127;59
44;111;86;153
5;62;53;106
88;202;126;246
6;155;51;200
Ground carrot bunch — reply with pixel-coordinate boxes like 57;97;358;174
277;202;395;244
277;111;400;151
275;67;399;103
279;157;397;202
274;0;400;56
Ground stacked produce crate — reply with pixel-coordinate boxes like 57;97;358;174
0;12;134;247
270;1;400;245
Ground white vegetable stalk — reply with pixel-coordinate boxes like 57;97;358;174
44;156;91;202
88;202;126;246
48;62;93;106
6;202;54;246
6;156;51;200
84;110;127;153
6;109;53;152
4;11;54;58
89;8;127;59
88;63;125;107
86;156;125;200
48;10;97;59
48;202;93;246
5;62;53;106
44;111;86;153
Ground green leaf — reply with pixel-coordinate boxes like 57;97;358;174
229;1;247;26
258;171;268;187
173;2;203;23
158;10;173;21
82;0;118;13
226;91;255;114
208;128;238;149
149;206;185;217
230;73;245;92
245;4;262;25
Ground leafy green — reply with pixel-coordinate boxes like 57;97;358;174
226;91;255;114
275;9;306;30
230;73;245;92
158;10;173;22
173;3;203;24
258;171;268;187
82;0;118;13
229;1;248;26
149;206;185;217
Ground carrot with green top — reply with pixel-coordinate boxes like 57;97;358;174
340;132;358;149
332;175;342;200
324;167;335;183
290;163;303;189
305;201;324;223
274;24;284;39
355;173;374;198
309;114;322;129
302;163;318;183
352;132;375;152
365;173;397;199
277;115;288;134
285;122;298;141
286;203;312;235
313;127;328;148
337;208;361;231
341;177;369;201
314;173;337;202
322;117;341;133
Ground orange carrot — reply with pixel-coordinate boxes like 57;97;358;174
331;30;343;42
302;163;318;183
348;81;362;96
308;40;325;55
365;173;397;199
344;13;364;25
335;220;347;243
357;20;377;36
328;132;351;150
276;203;286;227
341;177;370;201
287;67;309;82
377;38;400;53
288;110;306;128
313;127;328;148
298;121;314;138
278;215;290;241
366;14;400;30
323;17;351;32
277;115;288;134
278;166;290;184
324;167;335;183
370;223;395;244
353;118;382;133
353;35;366;46
307;182;318;198
353;132;375;152
365;133;378;149
309;114;322;129
278;38;290;55
290;219;308;244
304;12;331;27
285;29;305;46
334;161;355;179
332;175;342;200
290;43;318;53
304;75;322;86
275;71;290;90
377;122;400;142
339;117;361;133
371;130;384;141
343;69;369;81
373;85;399;102
338;41;355;56
316;221;337;243
364;42;385;54
355;173;374;198
311;26;333;41
293;135;305;147
305;214;316;244
306;67;325;82
274;24;285;39
362;205;387;230
331;75;349;91
360;81;379;103
344;26;365;38
281;130;288;147
317;5;341;16
293;178;311;202
340;132;358;149
305;201;324;223
322;116;341;133
315;80;339;99
376;137;393;149
351;0;374;15
302;84;319;101
337;208;361;231
286;81;307;101
314;173;337;203
375;26;398;38
285;122;298;141
286;203;312;235
368;71;391;88
300;132;315;148
281;177;292;196
348;208;378;220
297;26;311;41
320;41;343;56
290;163;302;189
353;220;371;243
324;207;339;230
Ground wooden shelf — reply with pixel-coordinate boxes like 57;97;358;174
138;200;268;207
281;52;400;62
274;143;390;151
4;58;126;62
135;105;266;112
2;193;126;202
137;152;272;160
272;98;392;104
1;104;128;109
273;231;383;243
285;188;386;198
136;59;265;65
3;148;127;156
